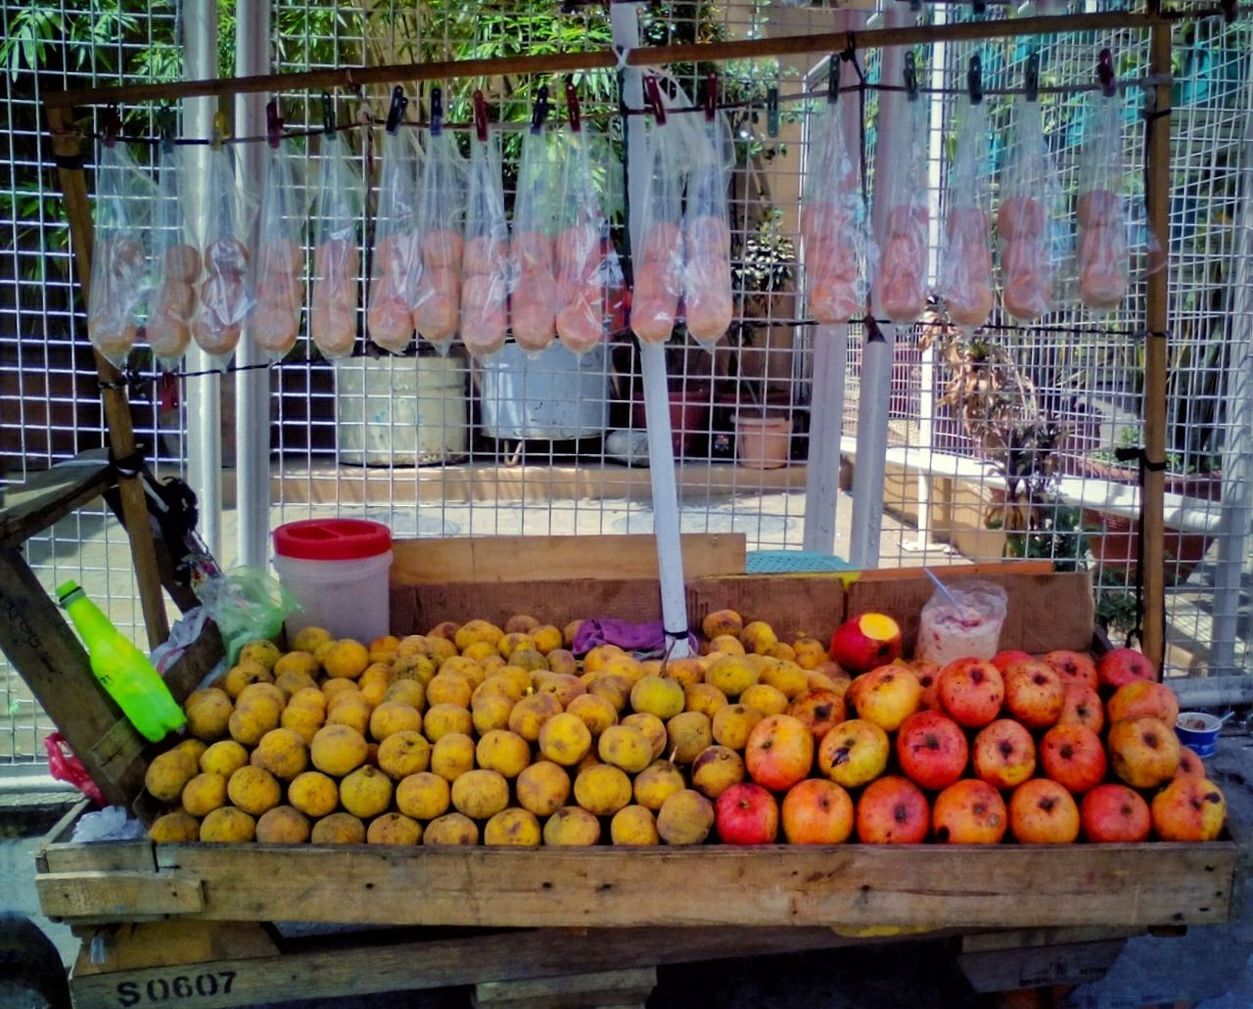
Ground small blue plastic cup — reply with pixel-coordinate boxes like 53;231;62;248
1175;711;1221;758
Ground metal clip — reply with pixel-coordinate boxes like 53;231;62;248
644;75;666;124
1024;52;1040;103
704;70;718;122
766;85;779;137
266;99;282;149
102;103;121;148
385;85;407;135
321;93;337;141
473;89;489;142
904;51;919;102
431;86;444;137
1097;48;1117;98
968;53;984;105
565;77;581;134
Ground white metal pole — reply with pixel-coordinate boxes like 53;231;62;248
234;0;271;568
183;0;221;561
611;2;691;657
849;4;912;569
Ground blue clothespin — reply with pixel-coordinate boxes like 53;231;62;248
530;85;549;135
385;86;407;135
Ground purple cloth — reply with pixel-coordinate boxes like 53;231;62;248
572;618;698;659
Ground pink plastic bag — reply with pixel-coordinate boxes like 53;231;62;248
145;141;196;369
45;733;105;807
510;113;559;356
367;125;421;354
872;96;929;324
414;97;465;355
998;97;1058;322
460;106;509;359
250;133;304;361
1077;95;1128;313
938;101;995;330
310;126;362;359
190;146;250;364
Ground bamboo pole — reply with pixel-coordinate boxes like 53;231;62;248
1141;24;1173;674
46;106;171;648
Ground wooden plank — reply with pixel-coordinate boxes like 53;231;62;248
69;842;1235;930
163;623;226;704
0;546;147;807
72;921;277;976
38;870;204;920
412;578;667;633
0;452;112;546
474;967;656;1009
959;926;1141;954
43;841;155;875
958;939;1127;993
391;534;746;585
37;799;93;872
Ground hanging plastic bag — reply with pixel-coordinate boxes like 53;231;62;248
1077;93;1128;312
88;139;154;368
194;566;297;668
310;122;362;359
367;122;421;354
938;99;995;330
682;95;734;348
414;90;465;355
251;128;305;361
510;96;559;356
998;96;1057;322
461;95;509;358
190;143;249;364
145;140;197;370
800;97;869;325
872;94;930;324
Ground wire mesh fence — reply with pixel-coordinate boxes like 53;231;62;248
0;1;1249;767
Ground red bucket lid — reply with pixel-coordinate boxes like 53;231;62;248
273;519;392;562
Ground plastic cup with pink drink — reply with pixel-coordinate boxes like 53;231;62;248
916;581;1009;667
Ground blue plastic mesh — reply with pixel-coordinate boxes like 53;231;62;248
745;551;855;574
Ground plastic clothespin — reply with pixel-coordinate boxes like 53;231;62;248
266;100;282;149
431;86;444;137
211;111;228;150
1220;0;1237;23
385;86;407;135
1097;48;1117;98
972;0;987;16
904;51;919;102
827;55;840;105
968;54;984;105
322;93;337;142
704;70;718;123
1024;52;1040;103
644;75;666;125
766;85;779;138
530;85;550;135
565;78;581;134
158;106;176;152
473;89;489;142
101;104;121;148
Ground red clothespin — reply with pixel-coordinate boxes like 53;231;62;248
565;77;581;134
266;99;282;149
473;89;489;142
704;70;718;122
1097;48;1117;98
102;103;121;148
644;75;666;125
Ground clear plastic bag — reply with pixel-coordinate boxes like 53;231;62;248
367;127;421;354
194;566;297;668
310;130;362;359
1077;95;1128;312
554;127;614;356
250;138;305;361
88;140;154;368
510;127;560;355
800;100;869;325
414;125;466;354
872;97;930;324
145;141;196;370
629;101;684;345
938;101;995;330
998;98;1057;322
682;112;734;348
460;124;509;358
190;145;250;364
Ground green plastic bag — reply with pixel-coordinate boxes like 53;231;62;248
195;566;298;667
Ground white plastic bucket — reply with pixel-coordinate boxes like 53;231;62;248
478;342;610;440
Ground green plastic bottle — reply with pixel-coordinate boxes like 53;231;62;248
57;580;186;743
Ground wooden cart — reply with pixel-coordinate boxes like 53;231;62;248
13;538;1241;1009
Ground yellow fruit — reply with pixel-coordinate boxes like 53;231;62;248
497;632;535;659
239;640;281;671
385;680;426;709
314;640;335;665
535;672;585;707
573;764;632;816
491;665;533;698
367;812;421;845
546;649;578;675
256;806;310;844
200;807;256;843
321;678;360;704
369;702;423;741
475;675;522;705
508;693;562;743
630;676;685;720
288;771;339;818
430;732;476;782
428;620;459;641
175;738;208;764
768;643;798;663
475;730;531;779
484;808;542;847
602;655;644;684
227;765;281;816
289;686;327;711
339;766;394;819
705;655;759;699
309;724;369;777
423;812;479;846
543;806;601;846
185;688;232;741
702;609;744;640
377;730;431;780
622;712;668;760
223;660;271;699
739;683;789;717
181;772;228;817
274;669;318;699
426;672;473;709
709;634;746;656
633;760;686;811
280;703;324;745
274;649;319;681
395;634;428;657
479;654;507;674
740;621;778;655
322;640;370;680
792;638;829;670
145;749;199;803
439;655;482;682
368;635;401;662
200;740;249;777
472;693;515;735
611;805;660;846
509;760;567;817
509;649;547;674
238;682;286;713
667;711;713;764
311;812;365;845
291;626;333;654
760;661;809;699
563;620;584;648
690;745;746;799
461;640;499;663
451;769;510;820
325;695;371;737
530;625;562;655
149;811;200;843
656;789;715;845
565;694;617;737
396;771;452;820
505;614;541;635
711;704;764;750
661;658;703;688
598;725;652;774
538;712;593;767
583;644;624;674
454;619;504;653
422;703;473;741
250;728;309;780
424;636;457;664
587;674;633;713
393;653;437;685
684;682;729;719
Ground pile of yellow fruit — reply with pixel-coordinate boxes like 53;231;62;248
145;611;847;846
